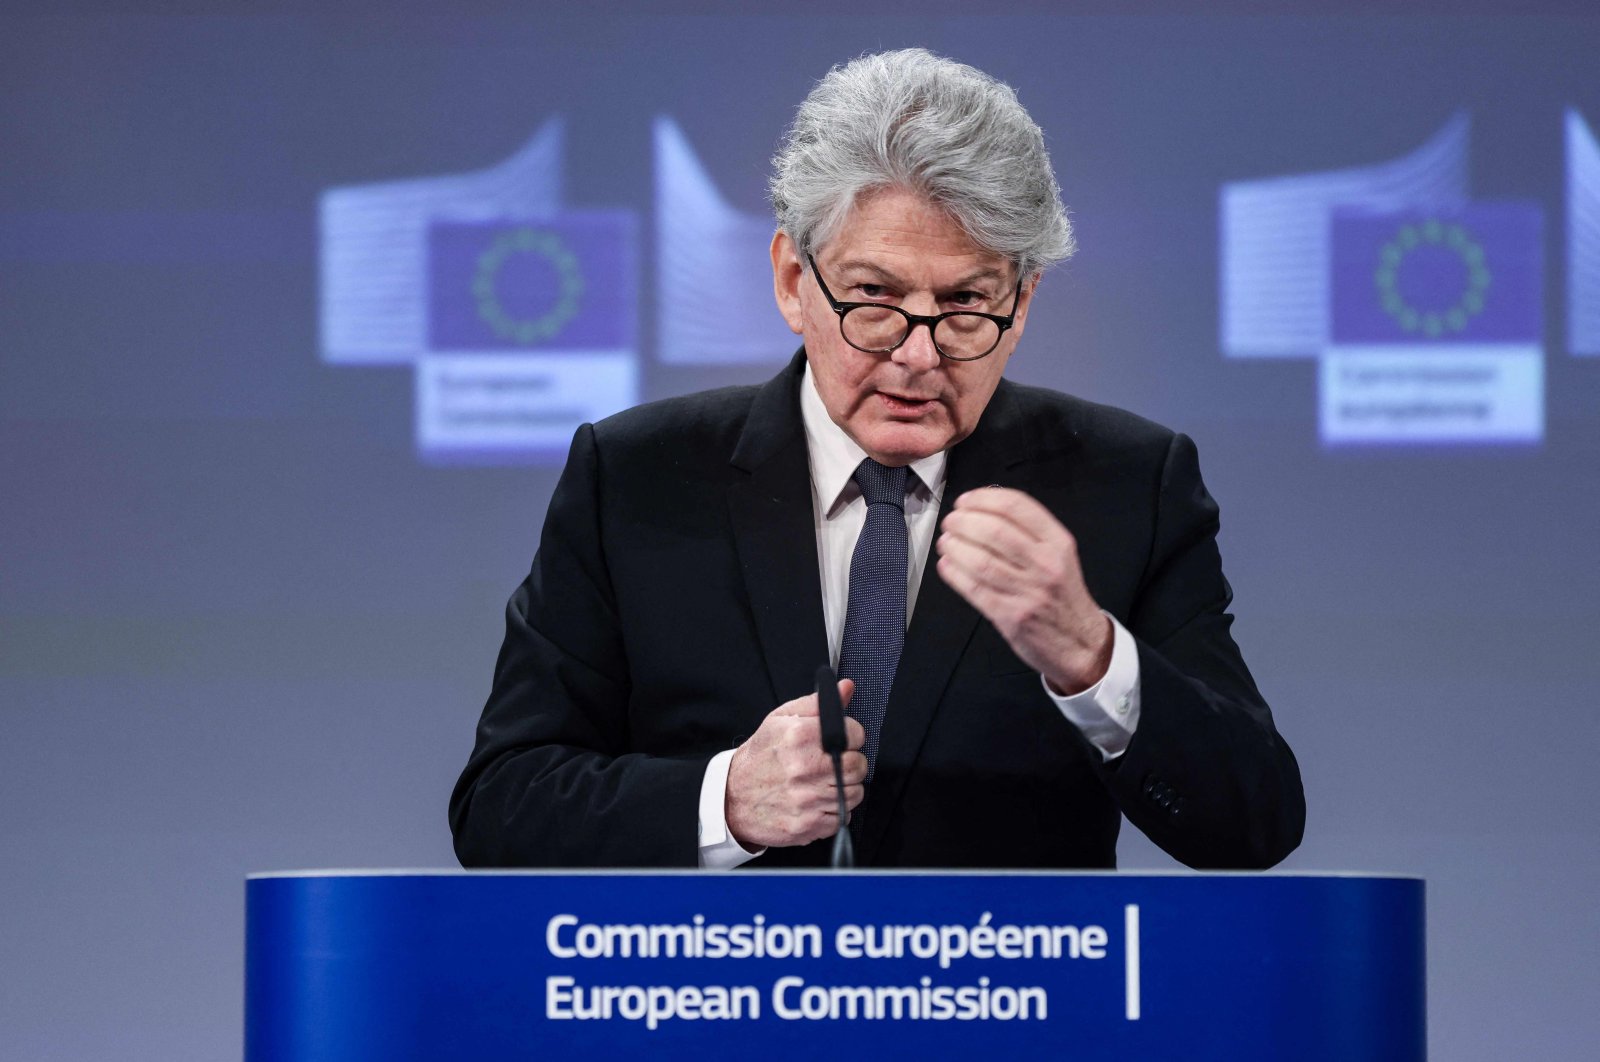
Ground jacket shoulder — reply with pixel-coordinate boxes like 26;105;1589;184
999;381;1180;459
588;383;763;466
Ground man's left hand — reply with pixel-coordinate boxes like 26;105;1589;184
936;487;1113;695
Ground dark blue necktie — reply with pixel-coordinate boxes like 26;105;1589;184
836;458;910;785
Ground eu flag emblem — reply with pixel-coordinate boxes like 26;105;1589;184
1320;201;1544;445
427;213;636;352
1331;203;1542;345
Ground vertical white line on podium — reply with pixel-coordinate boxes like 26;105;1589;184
1125;904;1141;1021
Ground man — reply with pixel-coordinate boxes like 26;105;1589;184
450;49;1304;870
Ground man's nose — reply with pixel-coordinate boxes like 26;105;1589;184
891;319;943;371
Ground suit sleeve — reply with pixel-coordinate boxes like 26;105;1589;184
448;423;710;867
1101;432;1306;869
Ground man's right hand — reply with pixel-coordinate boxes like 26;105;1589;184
725;681;867;850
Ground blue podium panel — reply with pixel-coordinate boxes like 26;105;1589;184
245;872;1424;1061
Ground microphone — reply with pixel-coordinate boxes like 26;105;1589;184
816;664;855;869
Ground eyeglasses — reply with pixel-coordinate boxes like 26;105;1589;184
807;254;1021;363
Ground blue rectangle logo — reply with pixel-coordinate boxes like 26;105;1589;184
1330;203;1543;345
427;213;636;352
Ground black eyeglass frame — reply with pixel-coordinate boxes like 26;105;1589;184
806;254;1023;363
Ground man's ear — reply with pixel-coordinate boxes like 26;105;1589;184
770;230;805;334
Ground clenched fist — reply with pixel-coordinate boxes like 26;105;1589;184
726;682;867;850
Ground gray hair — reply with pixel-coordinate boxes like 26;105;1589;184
770;48;1075;279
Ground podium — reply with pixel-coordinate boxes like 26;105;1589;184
246;871;1424;1060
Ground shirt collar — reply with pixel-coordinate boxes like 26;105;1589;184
800;360;947;517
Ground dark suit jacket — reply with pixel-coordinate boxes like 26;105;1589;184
450;352;1304;869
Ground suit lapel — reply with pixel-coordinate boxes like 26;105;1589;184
727;354;830;711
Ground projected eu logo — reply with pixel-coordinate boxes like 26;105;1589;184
320;115;818;464
1320;205;1543;443
320;120;640;465
1220;113;1563;446
428;219;633;351
413;214;638;460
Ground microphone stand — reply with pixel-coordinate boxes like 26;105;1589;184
816;665;855;869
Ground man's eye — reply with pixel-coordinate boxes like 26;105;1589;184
854;284;890;300
948;290;986;307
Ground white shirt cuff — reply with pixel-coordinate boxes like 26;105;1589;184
698;748;763;869
1041;613;1141;762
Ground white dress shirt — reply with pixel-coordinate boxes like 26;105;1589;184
698;365;1142;867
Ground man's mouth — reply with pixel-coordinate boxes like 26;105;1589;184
878;391;938;415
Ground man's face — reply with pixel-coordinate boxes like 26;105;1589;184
771;188;1036;467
